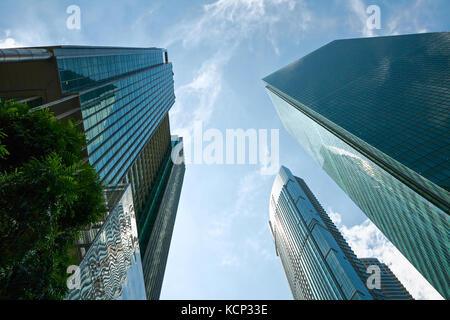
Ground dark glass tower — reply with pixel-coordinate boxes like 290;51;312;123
263;32;449;299
0;46;184;299
270;166;412;300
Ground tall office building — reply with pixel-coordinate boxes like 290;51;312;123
270;166;371;300
360;258;413;300
269;166;412;300
141;136;185;300
263;32;449;299
66;184;147;300
0;46;185;299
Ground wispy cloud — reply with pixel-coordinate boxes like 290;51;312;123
163;0;311;50
130;4;161;31
385;0;434;35
347;0;376;37
166;0;314;134
209;170;269;237
345;0;438;37
206;169;272;267
0;2;88;48
170;49;234;132
328;208;444;300
244;224;276;261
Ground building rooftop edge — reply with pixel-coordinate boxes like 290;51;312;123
261;31;450;83
4;45;165;51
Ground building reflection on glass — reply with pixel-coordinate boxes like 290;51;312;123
67;185;146;300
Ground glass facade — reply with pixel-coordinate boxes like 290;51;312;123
264;32;449;196
54;46;175;185
54;46;182;299
269;166;373;300
55;47;164;93
264;32;449;299
0;45;183;300
141;137;185;299
360;258;413;300
67;185;147;300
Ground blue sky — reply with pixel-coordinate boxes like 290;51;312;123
1;0;448;300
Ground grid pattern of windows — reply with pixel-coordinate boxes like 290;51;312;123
118;121;186;300
141;138;185;300
123;115;172;218
80;64;174;184
3;45;178;301
360;258;413;300
263;32;450;193
57;49;164;93
267;90;449;299
296;177;372;288
53;48;174;186
54;48;179;300
269;167;373;300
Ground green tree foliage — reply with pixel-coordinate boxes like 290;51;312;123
0;131;9;160
0;100;84;171
0;100;106;299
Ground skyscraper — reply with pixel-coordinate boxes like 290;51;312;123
67;184;147;300
360;258;413;300
269;166;412;300
141;136;185;300
0;45;185;299
263;32;449;299
270;166;372;300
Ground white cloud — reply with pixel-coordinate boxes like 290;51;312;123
327;208;342;226
206;169;273;267
0;30;25;48
170;49;233;132
160;4;299;263
163;0;311;50
208;170;269;237
131;5;160;31
385;0;433;35
345;0;436;37
0;37;23;49
347;0;375;37
0;2;89;50
168;0;313;142
328;208;444;300
244;225;276;262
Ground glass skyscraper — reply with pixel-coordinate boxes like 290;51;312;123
0;46;185;299
270;166;372;300
263;32;449;299
67;185;147;300
360;258;413;300
269;166;412;300
141;136;186;300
